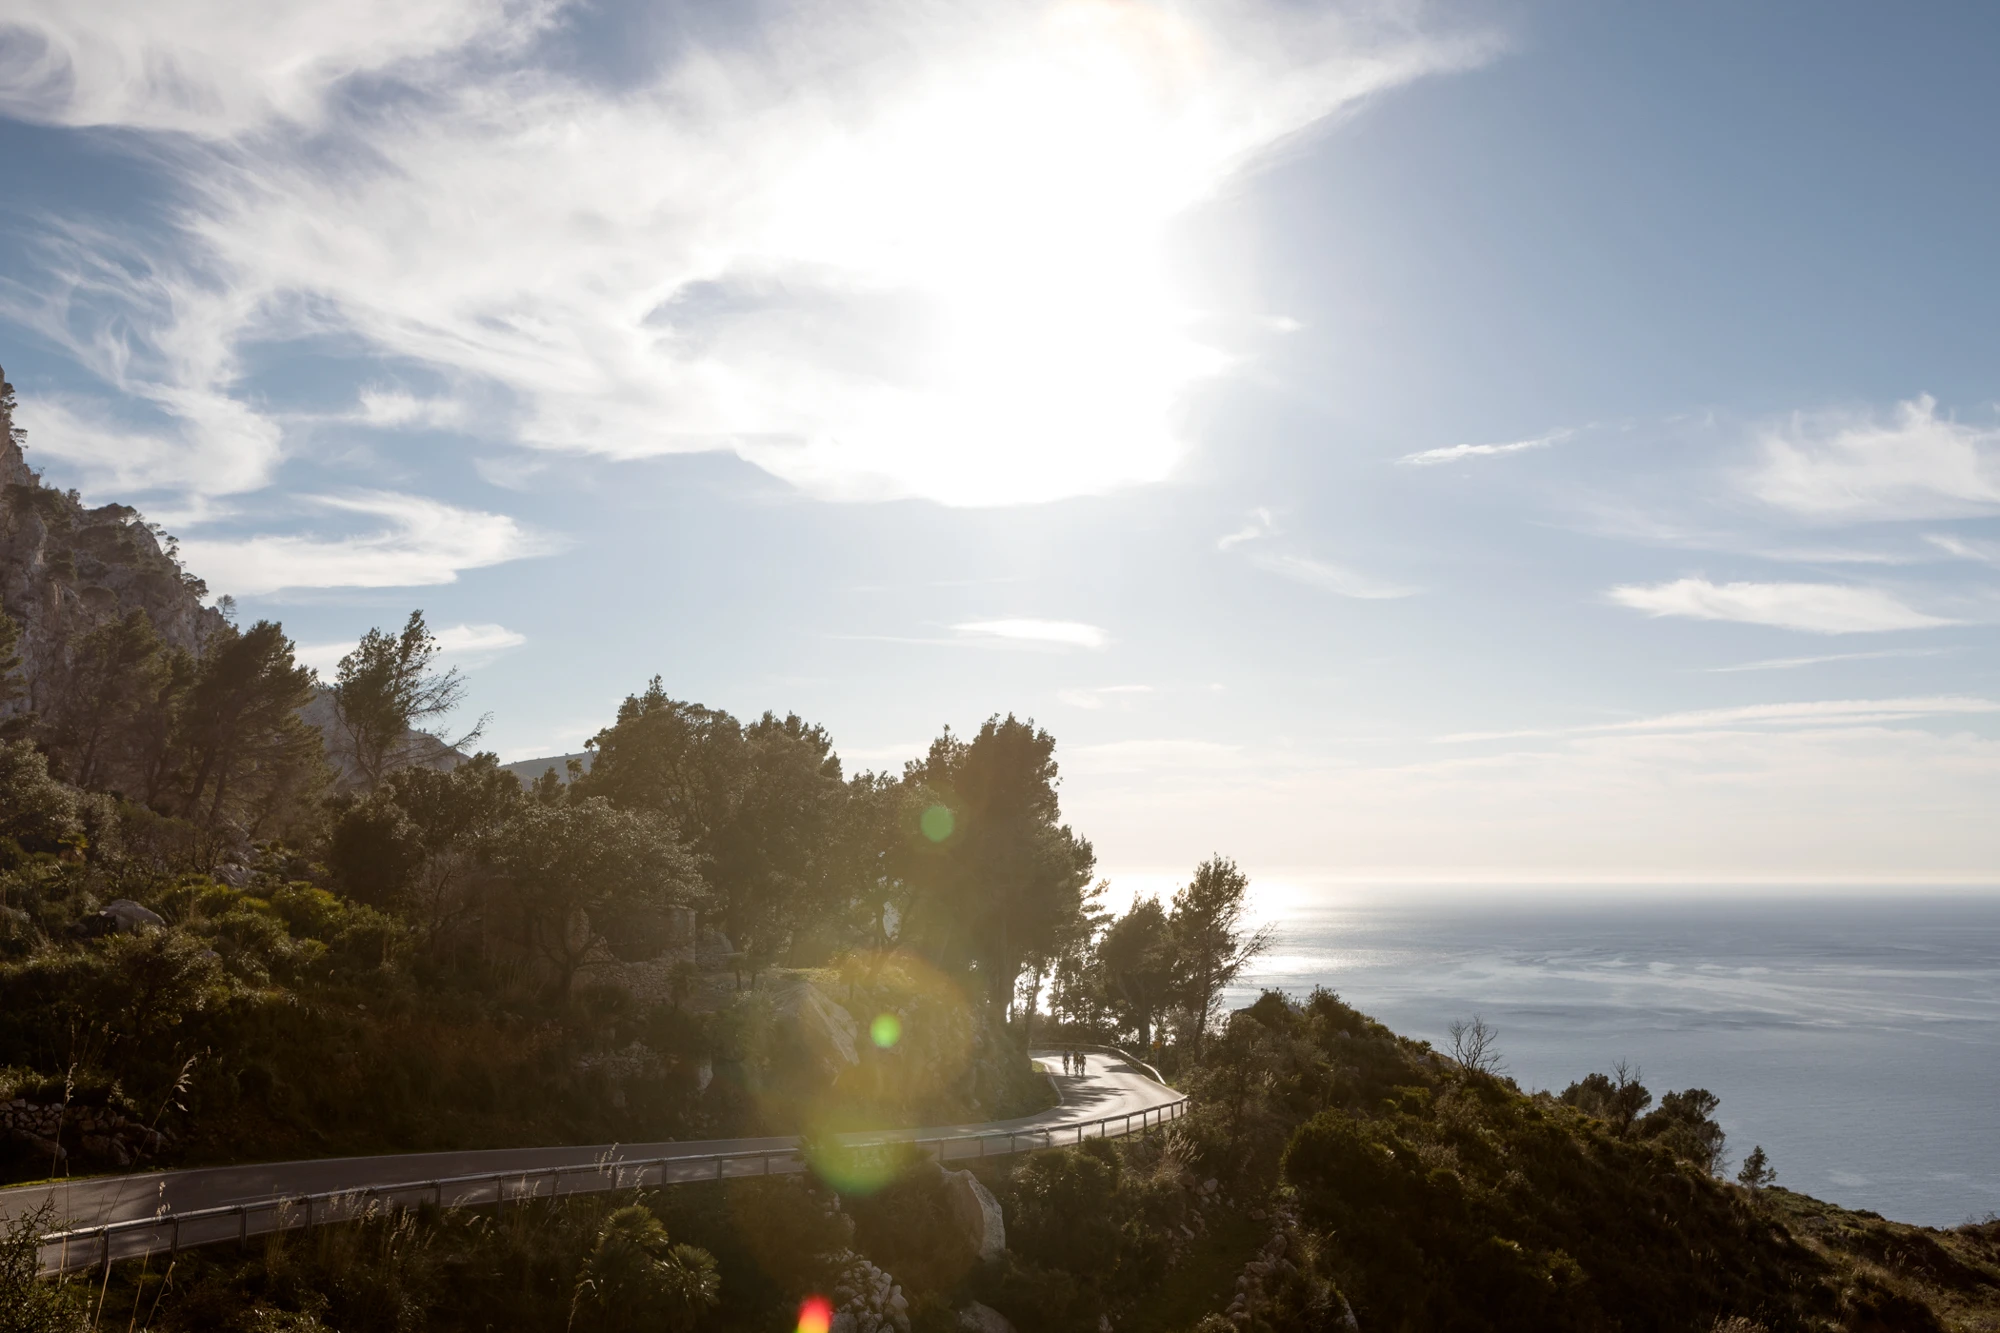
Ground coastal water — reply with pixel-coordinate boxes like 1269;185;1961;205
1224;890;2000;1228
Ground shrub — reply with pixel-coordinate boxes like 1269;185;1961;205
571;1204;720;1333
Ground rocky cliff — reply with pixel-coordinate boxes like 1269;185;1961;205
0;366;226;722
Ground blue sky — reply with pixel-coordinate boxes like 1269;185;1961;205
3;0;1999;887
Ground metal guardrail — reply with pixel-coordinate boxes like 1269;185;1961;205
36;1095;1188;1277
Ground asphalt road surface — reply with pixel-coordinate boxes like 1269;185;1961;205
3;1048;1181;1272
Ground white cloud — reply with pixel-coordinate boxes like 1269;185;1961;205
293;620;524;677
1058;684;1153;709
1247;551;1417;599
953;619;1109;650
1400;429;1567;466
1748;394;2000;521
353;389;471;431
179;491;557;595
1436;695;1998;744
12;392;280;498
433;622;527;660
1215;507;1275;550
5;1;1494;508
1608;577;1954;634
1599;696;1999;733
0;0;542;136
1925;532;2000;565
1707;648;1947;673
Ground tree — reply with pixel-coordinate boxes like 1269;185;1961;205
573;678;747;852
330;610;484;790
1641;1087;1727;1175
382;754;524;951
1019;876;1105;1046
489;796;701;998
0;739;81;852
1559;1062;1653;1134
1098;896;1176;1049
1168;855;1272;1053
176;620;326;843
1737;1144;1776;1192
40;610;167;789
0;609;32;741
1447;1015;1504;1075
903;716;1095;1011
707;711;848;982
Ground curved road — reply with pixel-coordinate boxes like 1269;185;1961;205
3;1049;1180;1272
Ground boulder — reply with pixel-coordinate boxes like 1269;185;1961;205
99;899;164;934
776;980;859;1081
955;1302;1017;1333
944;1169;1006;1264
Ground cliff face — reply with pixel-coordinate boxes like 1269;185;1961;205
0;367;226;720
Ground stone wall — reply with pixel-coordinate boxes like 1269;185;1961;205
1;1098;169;1168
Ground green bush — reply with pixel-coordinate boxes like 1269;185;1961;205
572;1204;720;1333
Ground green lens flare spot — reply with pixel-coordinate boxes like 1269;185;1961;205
870;1013;902;1049
919;804;955;842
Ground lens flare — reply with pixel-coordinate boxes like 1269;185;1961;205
870;1012;902;1048
797;1295;833;1333
920;803;954;842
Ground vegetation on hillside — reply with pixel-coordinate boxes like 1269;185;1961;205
1;372;1993;1331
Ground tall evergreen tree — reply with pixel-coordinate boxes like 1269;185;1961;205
177;620;325;841
0;609;30;741
41;609;167;789
906;715;1095;1011
1169;855;1272;1053
1098;895;1175;1049
331;610;483;789
574;677;747;851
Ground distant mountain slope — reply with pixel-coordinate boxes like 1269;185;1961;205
0;366;225;724
501;751;593;787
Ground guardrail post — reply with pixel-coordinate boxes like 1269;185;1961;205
100;1229;110;1276
171;1217;181;1256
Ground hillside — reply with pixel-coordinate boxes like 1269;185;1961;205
0;370;1991;1332
0;369;224;729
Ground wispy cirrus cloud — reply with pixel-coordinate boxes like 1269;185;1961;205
1436;695;2000;744
178;491;558;596
1707;648;1948;673
1399;428;1570;466
1747;394;2000;521
2;0;1497;510
953;619;1109;650
1247;552;1417;599
1609;577;1954;634
1215;508;1415;598
293;621;526;676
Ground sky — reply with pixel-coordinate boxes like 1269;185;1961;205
3;0;1999;889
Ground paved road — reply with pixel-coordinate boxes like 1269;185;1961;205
3;1048;1180;1271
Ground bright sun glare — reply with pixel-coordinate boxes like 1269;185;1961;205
752;2;1234;505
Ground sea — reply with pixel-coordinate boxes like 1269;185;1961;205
1220;889;2000;1229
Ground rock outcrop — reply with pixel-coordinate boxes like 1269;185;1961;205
94;898;165;934
776;978;861;1082
944;1168;1006;1264
954;1302;1017;1333
0;367;225;726
827;1251;911;1333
